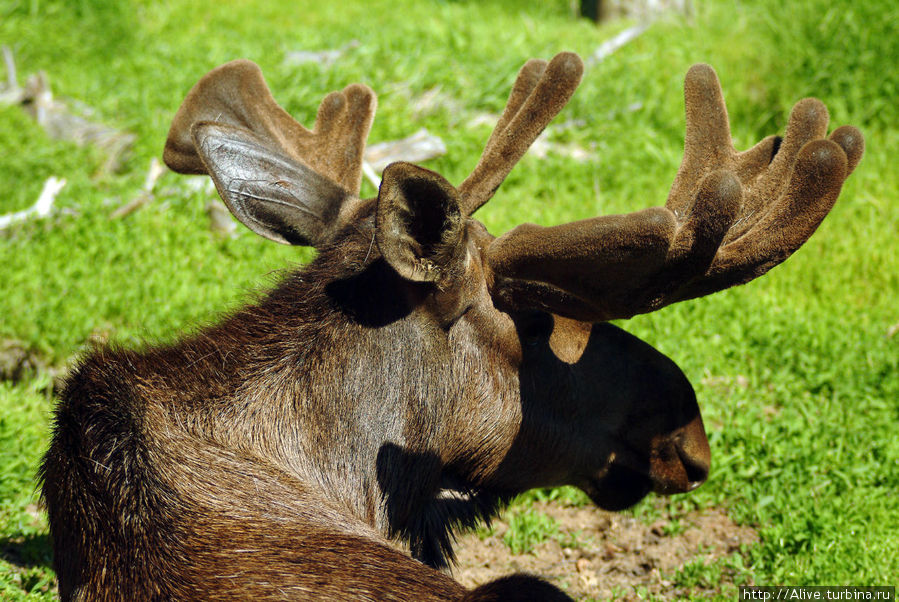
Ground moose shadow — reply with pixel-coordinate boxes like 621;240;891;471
0;531;54;571
375;317;703;568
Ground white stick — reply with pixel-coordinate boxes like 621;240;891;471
142;157;165;193
361;161;381;190
0;45;23;104
2;45;16;89
586;24;650;67
110;158;167;219
0;176;66;230
363;128;447;173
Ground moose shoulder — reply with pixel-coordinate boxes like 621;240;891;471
40;53;863;600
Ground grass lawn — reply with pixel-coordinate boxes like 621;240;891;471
1;0;897;598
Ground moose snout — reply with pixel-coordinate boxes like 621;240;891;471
650;412;710;495
677;412;711;486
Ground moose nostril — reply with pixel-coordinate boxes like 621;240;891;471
679;446;709;486
674;413;711;486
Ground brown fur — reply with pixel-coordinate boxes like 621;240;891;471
40;52;862;600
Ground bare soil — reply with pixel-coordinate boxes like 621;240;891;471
453;501;758;600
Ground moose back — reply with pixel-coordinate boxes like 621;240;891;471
41;52;862;600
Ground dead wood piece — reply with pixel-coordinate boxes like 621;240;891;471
529;135;595;161
22;72;136;173
1;47;135;174
361;161;382;190
409;86;465;119
401;85;494;127
0;176;66;230
180;175;216;194
465;112;500;129
363;128;447;173
283;40;360;67
205;199;237;236
110;158;166;219
586;24;650;67
0;45;22;104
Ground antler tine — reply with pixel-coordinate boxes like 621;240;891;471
458;52;584;216
679;136;858;300
671;66;864;297
163;60;376;195
480;58;549;166
486;63;864;323
300;83;377;195
665;64;736;215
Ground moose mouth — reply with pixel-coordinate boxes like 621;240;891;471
581;463;654;511
581;417;711;511
581;456;704;512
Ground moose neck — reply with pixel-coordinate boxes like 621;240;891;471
153;234;515;567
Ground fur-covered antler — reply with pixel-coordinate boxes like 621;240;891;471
372;53;584;285
458;52;584;215
162;54;862;322
486;61;864;321
163;60;376;246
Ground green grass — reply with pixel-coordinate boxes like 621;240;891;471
503;509;562;555
2;0;898;598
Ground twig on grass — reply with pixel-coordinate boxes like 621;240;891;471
361;161;382;190
206;199;238;237
1;46;135;174
110;158;166;219
364;128;447;173
283;40;361;67
0;45;22;103
0;176;66;230
361;128;447;188
585;24;650;67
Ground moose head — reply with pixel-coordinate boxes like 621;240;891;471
42;52;863;599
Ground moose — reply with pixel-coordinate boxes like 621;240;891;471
40;52;863;600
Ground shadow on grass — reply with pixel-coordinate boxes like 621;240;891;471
1;532;53;571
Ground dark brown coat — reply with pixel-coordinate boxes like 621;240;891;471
41;52;862;600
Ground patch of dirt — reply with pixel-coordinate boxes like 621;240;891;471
453;501;758;600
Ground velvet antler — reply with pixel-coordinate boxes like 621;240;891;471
487;63;864;322
458;52;584;215
163;60;376;247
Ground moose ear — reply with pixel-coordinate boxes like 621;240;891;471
191;122;351;247
375;162;466;283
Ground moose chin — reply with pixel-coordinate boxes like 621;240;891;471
40;52;863;600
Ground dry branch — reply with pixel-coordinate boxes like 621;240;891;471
586;24;650;67
205;199;237;236
283;40;360;67
363;128;446;173
529;135;595;161
1;46;135;174
110;158;166;219
0;176;66;230
361;128;447;188
0;46;20;103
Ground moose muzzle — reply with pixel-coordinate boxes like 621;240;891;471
648;412;710;495
581;412;710;511
581;411;710;512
